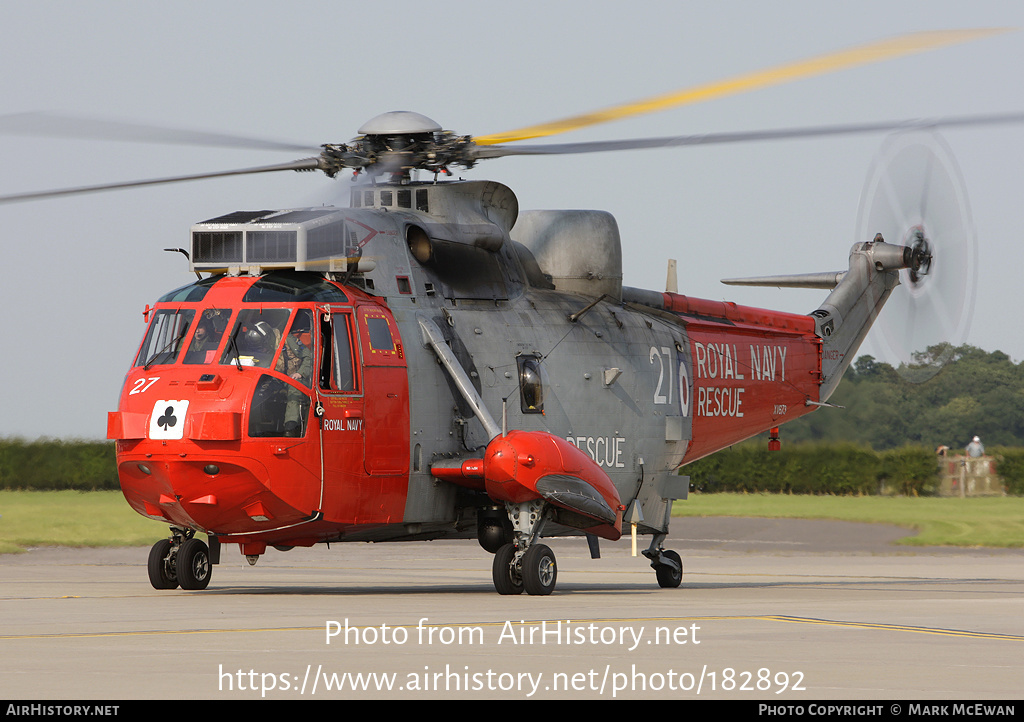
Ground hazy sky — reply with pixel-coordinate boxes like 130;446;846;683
2;0;1022;440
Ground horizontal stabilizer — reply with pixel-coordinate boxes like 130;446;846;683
721;271;846;289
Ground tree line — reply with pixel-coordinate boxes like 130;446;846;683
777;344;1024;452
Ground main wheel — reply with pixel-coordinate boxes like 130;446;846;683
491;543;523;595
177;538;212;590
147;539;178;590
521;544;557;596
655;550;682;588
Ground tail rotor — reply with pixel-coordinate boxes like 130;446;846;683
856;131;978;381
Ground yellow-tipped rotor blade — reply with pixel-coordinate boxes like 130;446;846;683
474;28;1011;146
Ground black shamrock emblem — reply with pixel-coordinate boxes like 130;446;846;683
157;406;177;430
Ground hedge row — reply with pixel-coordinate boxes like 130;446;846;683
3;438;1023;496
683;443;943;496
0;439;119;490
990;447;1024;496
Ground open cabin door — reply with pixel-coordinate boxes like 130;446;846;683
316;303;409;524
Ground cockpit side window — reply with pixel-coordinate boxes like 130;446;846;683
319;311;357;393
134;309;196;368
183;309;231;365
333;314;355;391
220;308;291;368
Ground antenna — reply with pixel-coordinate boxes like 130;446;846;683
666;259;678;293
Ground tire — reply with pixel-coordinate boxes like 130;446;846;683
147;539;178;590
177;538;212;590
655;550;682;588
491;543;523;595
521;544;557;596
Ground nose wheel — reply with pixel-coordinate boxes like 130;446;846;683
178;538;212;590
147;538;178;589
147;530;212;591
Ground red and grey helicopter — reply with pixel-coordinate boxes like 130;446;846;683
1;29;1013;594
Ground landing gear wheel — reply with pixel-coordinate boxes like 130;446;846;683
491;543;523;595
147;539;178;590
177;538;212;590
521;544;557;596
655;550;682;588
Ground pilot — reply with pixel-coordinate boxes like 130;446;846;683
965;436;985;458
276;312;312;387
242;321;280;367
184;318;218;364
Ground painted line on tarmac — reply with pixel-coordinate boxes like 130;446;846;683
762;615;1024;641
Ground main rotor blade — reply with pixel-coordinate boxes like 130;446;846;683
473;28;1011;146
0;112;317;153
0;157;321;204
471;112;1024;158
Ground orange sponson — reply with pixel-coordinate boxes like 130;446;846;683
485;430;622;537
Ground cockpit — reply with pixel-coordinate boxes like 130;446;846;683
129;271;357;439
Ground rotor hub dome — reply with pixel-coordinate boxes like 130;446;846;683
358;111;443;136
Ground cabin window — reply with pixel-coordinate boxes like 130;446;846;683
518;355;546;414
134;309;196;367
366;317;394;352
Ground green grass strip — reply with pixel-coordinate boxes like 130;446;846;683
0;490;165;554
674;493;1024;548
2;490;1023;553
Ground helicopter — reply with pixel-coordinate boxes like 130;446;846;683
1;29;1015;595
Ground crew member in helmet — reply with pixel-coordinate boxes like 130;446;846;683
240;320;280;367
966;436;985;458
276;310;313;386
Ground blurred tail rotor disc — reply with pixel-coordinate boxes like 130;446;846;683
856;131;977;381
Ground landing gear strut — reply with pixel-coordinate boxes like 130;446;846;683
491;500;558;596
147;528;213;591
